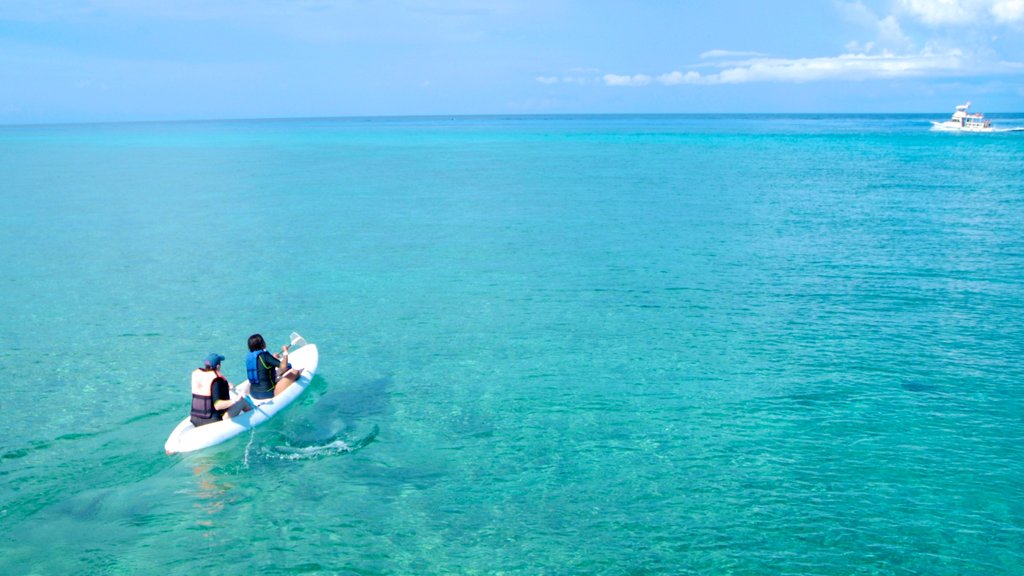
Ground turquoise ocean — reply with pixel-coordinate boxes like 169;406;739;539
1;114;1023;575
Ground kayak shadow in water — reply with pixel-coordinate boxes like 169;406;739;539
254;374;390;462
304;374;393;420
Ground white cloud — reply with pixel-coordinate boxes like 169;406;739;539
593;1;1024;89
992;0;1024;21
549;2;1023;92
536;76;559;84
876;15;915;51
700;51;964;84
603;73;651;87
898;0;1024;25
898;0;970;25
657;70;702;85
604;47;1024;86
836;1;915;53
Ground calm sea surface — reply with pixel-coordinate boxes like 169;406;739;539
1;114;1023;575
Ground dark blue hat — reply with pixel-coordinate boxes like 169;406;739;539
203;353;225;369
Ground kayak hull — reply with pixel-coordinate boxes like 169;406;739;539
164;343;319;454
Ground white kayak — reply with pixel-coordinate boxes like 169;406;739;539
164;340;319;454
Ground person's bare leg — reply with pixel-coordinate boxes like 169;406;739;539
273;368;303;396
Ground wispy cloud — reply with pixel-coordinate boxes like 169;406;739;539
602;73;651;87
836;1;915;53
593;1;1024;88
652;50;967;85
535;71;601;85
600;45;1024;86
898;0;1024;25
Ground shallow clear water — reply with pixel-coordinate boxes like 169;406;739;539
2;114;1023;574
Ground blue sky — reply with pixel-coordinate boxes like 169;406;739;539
1;0;1023;123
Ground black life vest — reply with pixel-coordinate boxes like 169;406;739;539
190;369;221;421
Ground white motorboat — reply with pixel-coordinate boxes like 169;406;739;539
930;102;993;132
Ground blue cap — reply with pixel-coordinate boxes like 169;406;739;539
204;353;225;369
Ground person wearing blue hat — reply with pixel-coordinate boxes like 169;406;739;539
190;353;249;427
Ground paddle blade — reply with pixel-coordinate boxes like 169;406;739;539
290;332;307;348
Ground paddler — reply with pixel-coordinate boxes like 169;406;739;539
246;334;303;399
190;353;250;427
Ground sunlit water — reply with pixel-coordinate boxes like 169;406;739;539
2;114;1023;575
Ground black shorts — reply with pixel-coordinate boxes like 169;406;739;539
191;414;223;427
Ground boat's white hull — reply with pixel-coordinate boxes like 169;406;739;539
930;120;994;133
164;343;319;454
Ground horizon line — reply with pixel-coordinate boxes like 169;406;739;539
3;110;1023;129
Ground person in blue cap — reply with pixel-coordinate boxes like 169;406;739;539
190;353;249;427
